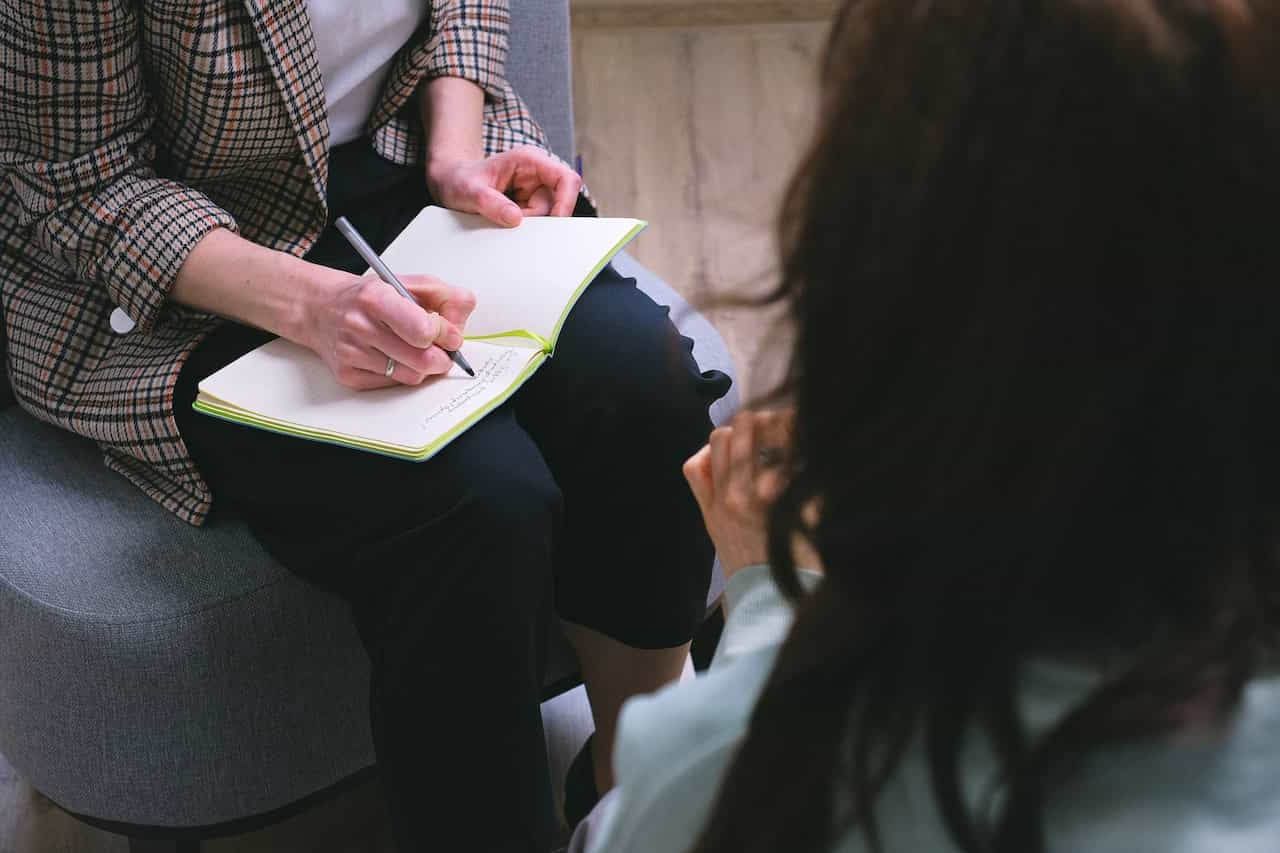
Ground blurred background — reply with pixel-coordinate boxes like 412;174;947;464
572;0;834;398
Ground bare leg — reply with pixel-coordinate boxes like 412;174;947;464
562;620;691;792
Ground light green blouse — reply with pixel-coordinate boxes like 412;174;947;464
577;565;1280;853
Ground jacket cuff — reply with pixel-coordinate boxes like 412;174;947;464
99;182;237;334
714;565;822;668
422;25;509;103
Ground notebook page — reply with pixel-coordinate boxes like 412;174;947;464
197;338;540;452
377;207;645;345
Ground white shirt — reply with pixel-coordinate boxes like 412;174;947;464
306;0;429;147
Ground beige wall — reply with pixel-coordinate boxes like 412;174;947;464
571;4;832;396
571;0;837;27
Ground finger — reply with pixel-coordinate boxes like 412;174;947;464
791;530;823;572
380;357;427;386
475;186;523;228
550;169;582;217
755;408;784;443
757;408;796;457
370;326;454;378
727;413;758;504
520;185;554;217
802;498;822;528
709;426;733;495
683;445;713;511
333;363;398;391
346;344;431;386
752;410;794;503
529;155;582;217
366;283;463;350
507;147;581;217
756;466;787;506
401;276;478;330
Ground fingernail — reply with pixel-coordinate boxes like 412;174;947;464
503;206;521;226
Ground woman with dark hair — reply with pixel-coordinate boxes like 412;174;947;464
576;0;1280;851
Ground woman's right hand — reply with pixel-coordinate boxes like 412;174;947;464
303;272;477;390
684;410;792;578
684;409;823;578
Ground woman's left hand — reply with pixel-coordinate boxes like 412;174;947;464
427;145;583;228
683;410;794;579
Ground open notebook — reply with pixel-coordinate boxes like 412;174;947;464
193;206;645;460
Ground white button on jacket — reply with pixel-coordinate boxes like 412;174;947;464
109;308;136;335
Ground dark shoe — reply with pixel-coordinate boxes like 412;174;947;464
563;733;599;830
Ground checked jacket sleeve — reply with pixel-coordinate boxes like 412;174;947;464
423;0;512;101
0;0;237;335
369;0;552;165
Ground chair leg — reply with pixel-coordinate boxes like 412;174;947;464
129;838;200;853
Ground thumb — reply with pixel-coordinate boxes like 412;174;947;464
683;445;714;512
475;187;523;228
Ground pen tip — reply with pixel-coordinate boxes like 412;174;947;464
452;350;476;377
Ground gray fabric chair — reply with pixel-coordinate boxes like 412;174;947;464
0;2;738;851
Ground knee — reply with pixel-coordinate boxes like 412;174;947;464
422;451;562;625
459;454;563;545
578;293;725;443
411;420;562;596
610;325;724;458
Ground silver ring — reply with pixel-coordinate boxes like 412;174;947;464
384;357;396;378
757;447;785;468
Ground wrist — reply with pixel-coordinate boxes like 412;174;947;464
419;77;486;186
424;157;452;199
280;256;351;351
424;150;475;197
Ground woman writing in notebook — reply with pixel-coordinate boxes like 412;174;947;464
0;2;729;851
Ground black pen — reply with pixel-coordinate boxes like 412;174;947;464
334;216;476;378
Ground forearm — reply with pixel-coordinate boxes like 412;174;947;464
419;76;486;188
170;228;346;350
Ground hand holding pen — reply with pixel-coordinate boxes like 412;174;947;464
328;216;476;386
295;217;476;391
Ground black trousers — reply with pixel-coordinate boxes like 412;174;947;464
173;142;731;852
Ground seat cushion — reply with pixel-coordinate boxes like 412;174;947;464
0;412;620;827
0;410;376;826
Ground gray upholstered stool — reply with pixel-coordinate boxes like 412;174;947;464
0;2;738;850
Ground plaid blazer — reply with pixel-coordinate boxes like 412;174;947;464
0;0;553;525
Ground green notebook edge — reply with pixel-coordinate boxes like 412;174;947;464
192;351;548;462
